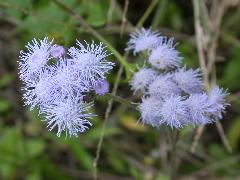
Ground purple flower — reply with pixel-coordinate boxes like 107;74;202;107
50;45;65;58
126;28;230;129
68;40;114;86
130;68;158;93
173;67;203;94
185;93;212;125
138;97;163;127
207;86;229;119
19;37;54;81
22;69;55;110
148;74;181;97
149;38;182;69
52;59;90;99
41;96;94;137
19;38;114;137
160;95;189;128
93;79;109;95
126;28;162;54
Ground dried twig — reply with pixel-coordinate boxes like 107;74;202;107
191;0;234;153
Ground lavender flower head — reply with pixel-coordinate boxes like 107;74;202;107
68;40;114;87
93;79;109;95
160;95;188;128
19;37;54;80
127;28;229;129
22;69;55;110
41;96;94;137
207;86;229;119
52;59;90;99
19;37;114;137
130;68;158;93
149;38;182;69
50;45;65;58
148;74;181;97
185;93;212;125
138;97;163;127
126;28;162;54
173;67;203;94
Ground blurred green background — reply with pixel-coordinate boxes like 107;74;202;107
0;0;240;179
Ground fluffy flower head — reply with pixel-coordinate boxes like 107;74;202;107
185;93;212;125
173;67;203;94
93;79;109;95
19;37;114;137
52;59;90;99
160;95;188;128
148;74;181;97
41;96;94;137
207;86;229;119
50;45;65;58
22;69;55;110
68;40;114;87
138;97;163;127
126;28;162;54
149;38;182;69
130;68;158;93
19;37;54;81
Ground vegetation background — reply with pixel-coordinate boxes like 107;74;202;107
0;0;240;179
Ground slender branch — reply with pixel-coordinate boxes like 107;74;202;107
190;125;205;153
105;93;137;109
166;128;180;180
191;0;233;153
136;0;159;28
92;1;159;178
107;0;116;27
215;121;232;153
193;0;208;87
93;65;124;180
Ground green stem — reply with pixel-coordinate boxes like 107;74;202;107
136;0;159;27
105;93;136;109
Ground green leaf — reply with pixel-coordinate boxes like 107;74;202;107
0;163;16;179
106;147;126;173
86;1;108;27
66;139;93;170
85;126;120;140
227;116;240;151
208;144;228;160
220;47;240;91
25;139;45;158
0;127;25;164
31;0;50;10
40;158;69;180
0;99;11;114
26;170;41;180
3;0;31;21
0;73;14;88
155;173;170;180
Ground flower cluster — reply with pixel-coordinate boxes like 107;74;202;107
19;37;114;137
127;28;229;128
